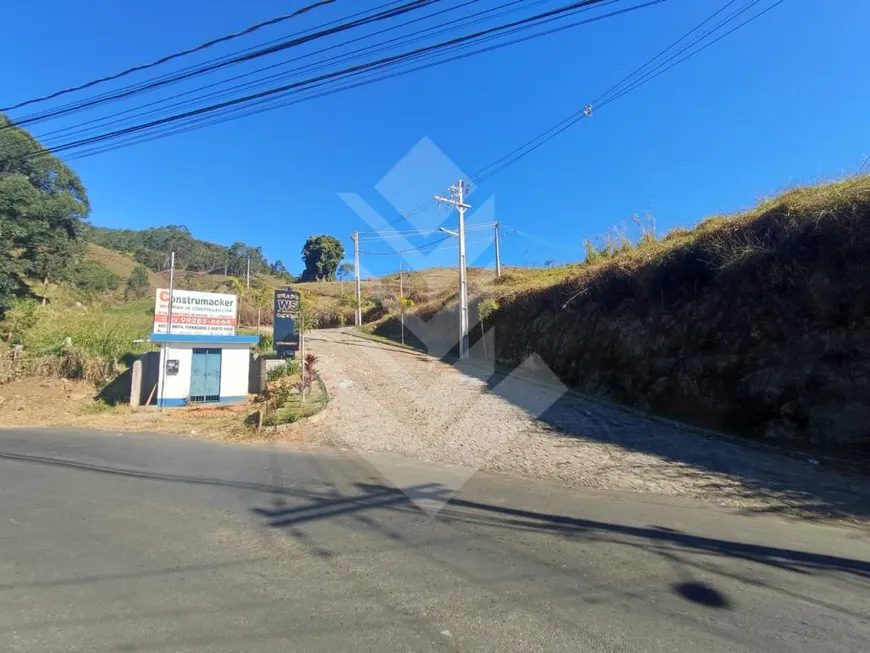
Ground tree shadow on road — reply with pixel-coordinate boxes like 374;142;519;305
250;479;870;622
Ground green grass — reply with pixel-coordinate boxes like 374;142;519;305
350;327;425;353
261;374;328;427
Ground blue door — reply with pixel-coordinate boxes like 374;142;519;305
190;348;222;403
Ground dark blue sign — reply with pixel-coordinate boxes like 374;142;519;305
273;289;300;358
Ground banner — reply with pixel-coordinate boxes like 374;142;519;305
273;289;300;357
153;289;237;336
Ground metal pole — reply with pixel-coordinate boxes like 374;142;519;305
399;260;404;346
494;221;502;278
167;251;175;335
353;231;362;326
457;181;469;359
434;181;471;359
160;251;175;409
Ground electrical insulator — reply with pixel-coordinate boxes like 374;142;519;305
584;104;593;117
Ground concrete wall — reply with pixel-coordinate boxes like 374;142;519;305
220;346;250;400
130;352;160;406
156;343;251;407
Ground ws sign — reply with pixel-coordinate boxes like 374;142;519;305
153;289;237;336
273;289;300;358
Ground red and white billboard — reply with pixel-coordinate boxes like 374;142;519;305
153;289;237;336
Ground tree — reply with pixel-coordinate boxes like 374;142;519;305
301;235;344;282
250;284;273;332
71;260;119;294
125;264;150;299
337;262;354;281
271;260;287;275
1;114;90;301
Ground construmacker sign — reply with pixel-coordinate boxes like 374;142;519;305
153;289;237;336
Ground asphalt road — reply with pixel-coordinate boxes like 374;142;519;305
1;428;868;652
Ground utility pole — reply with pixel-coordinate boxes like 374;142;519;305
160;251;176;409
245;254;251;290
494;221;502;278
435;179;470;359
352;231;362;326
399;260;404;346
167;251;176;335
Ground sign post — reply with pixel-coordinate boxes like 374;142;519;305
273;289;300;359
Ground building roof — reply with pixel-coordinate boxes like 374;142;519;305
149;333;259;345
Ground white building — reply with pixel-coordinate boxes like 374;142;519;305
150;333;259;408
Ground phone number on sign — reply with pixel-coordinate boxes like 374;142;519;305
170;316;235;326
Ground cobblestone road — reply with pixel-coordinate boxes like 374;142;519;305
304;330;870;523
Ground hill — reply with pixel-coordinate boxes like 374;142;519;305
358;174;870;451
87;224;293;280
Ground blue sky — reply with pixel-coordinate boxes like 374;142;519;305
1;0;867;276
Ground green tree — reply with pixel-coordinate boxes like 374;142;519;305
125;264;150;299
271;260;288;275
71;260;119;294
301;235;344;282
250;283;273;332
0;114;90;299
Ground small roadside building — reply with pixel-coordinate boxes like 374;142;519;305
150;333;259;407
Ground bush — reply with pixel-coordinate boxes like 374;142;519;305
0;274;16;315
3;298;40;344
266;359;300;382
71;260;119;294
125;264;150;299
256;333;275;355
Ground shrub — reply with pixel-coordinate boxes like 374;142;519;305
266;359;300;382
125;264;150;299
256;333;275;355
71;260;119;294
3;298;40;344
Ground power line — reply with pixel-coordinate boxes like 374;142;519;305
0;0;341;113
472;0;786;184
37;0;565;148
598;0;786;109
11;1;411;127
23;0;650;160
6;0;441;129
34;0;492;144
360;234;453;255
360;235;493;255
589;0;742;106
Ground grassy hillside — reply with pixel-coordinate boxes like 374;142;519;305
364;174;870;451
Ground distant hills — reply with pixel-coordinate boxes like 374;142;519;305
87;224;293;280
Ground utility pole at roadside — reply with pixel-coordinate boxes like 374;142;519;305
167;251;176;334
494;221;502;278
399;260;404;346
245;254;251;290
159;251;176;410
435;179;470;359
352;231;362;326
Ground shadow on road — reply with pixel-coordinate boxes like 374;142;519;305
3;444;868;621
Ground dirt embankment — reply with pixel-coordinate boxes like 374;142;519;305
493;177;870;450
375;176;870;452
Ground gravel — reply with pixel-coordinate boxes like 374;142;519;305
305;329;870;522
